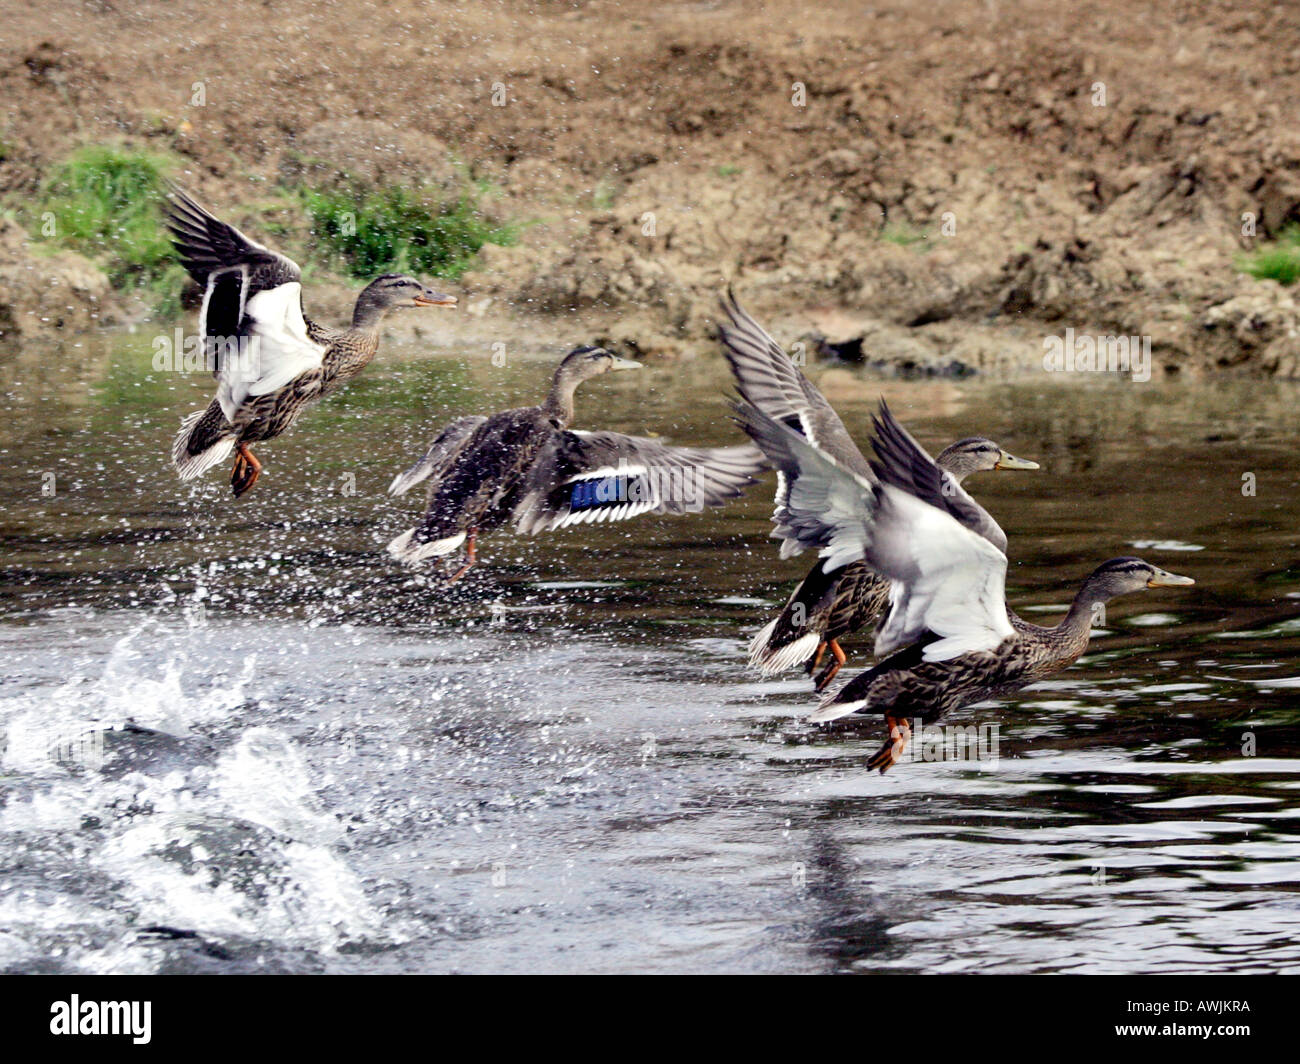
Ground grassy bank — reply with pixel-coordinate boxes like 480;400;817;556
36;145;185;314
21;145;517;318
1241;226;1300;286
303;181;517;281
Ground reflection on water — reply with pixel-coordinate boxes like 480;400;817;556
0;331;1298;973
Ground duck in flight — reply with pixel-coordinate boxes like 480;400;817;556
716;293;1040;690
167;187;457;497
387;345;769;579
733;394;1194;773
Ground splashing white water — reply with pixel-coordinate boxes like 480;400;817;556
0;619;399;970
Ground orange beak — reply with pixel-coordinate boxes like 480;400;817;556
414;290;458;308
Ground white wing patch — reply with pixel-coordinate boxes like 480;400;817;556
797;410;820;449
216;282;326;420
762;419;875;564
868;487;1015;661
563;463;651;483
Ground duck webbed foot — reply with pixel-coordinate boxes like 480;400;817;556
447;528;479;582
865;715;912;774
230;444;263;498
812;639;848;692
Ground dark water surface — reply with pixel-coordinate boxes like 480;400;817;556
2;331;1298;973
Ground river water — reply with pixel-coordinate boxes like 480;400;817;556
1;329;1298;973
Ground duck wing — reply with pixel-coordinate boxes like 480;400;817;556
717;293;879;562
731;397;1014;664
167;186;325;421
388;416;490;497
716;291;873;477
512;430;767;533
869;400;1010;553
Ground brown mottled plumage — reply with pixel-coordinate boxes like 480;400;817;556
386;346;768;578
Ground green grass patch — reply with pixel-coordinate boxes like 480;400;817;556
27;146;521;320
302;181;517;281
879;221;930;248
591;179;617;210
1241;227;1300;286
36;144;185;312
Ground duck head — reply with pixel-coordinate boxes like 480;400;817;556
1082;557;1196;602
554;345;643;387
936;436;1040;482
352;274;457;328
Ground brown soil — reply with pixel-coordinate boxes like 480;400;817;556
3;0;1300;375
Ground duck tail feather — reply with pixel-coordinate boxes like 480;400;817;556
749;625;821;674
807;698;868;723
171;410;235;480
386;528;466;565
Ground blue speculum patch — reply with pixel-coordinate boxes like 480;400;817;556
570;475;644;511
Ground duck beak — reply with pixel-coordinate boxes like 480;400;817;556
994;450;1040;471
1147;568;1195;588
608;355;643;371
413;288;458;308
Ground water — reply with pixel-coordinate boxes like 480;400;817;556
2;330;1299;973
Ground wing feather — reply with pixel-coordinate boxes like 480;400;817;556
168;187;324;419
389;416;490;496
512;430;767;534
167;185;302;292
870;400;1009;552
731;398;1014;663
716;291;873;477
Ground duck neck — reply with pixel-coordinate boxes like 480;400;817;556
1055;573;1115;656
326;290;389;384
317;305;383;388
542;370;579;426
326;331;380;384
350;292;389;333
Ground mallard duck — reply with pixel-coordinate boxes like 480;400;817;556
749;437;1039;690
166;187;457;497
733;395;1194;773
387;345;769;577
716;294;1038;690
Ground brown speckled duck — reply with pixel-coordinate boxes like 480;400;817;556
734;395;1195;773
387;345;769;579
716;293;1039;690
167;187;456;497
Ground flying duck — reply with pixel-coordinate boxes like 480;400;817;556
716;292;1039;690
167;186;456;497
387;345;769;578
733;395;1194;773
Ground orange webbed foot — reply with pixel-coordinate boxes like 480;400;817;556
230;444;263;498
865;715;912;774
